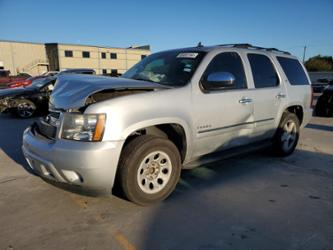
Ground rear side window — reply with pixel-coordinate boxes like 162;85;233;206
203;52;247;89
277;57;309;85
248;54;279;88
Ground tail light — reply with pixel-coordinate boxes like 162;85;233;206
8;82;21;88
8;79;32;88
22;80;32;87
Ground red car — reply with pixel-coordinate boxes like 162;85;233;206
0;70;31;88
6;71;60;89
7;78;33;88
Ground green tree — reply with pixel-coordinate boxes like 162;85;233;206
305;55;333;72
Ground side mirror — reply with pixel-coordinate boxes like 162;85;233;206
202;72;235;90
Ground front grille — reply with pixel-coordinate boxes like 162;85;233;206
36;119;57;139
49;111;60;119
36;110;62;140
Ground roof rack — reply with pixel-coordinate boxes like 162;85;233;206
217;43;291;55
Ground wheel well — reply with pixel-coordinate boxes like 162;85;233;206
286;105;303;124
123;124;187;163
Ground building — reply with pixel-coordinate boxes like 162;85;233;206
45;43;150;76
0;40;48;76
0;39;151;76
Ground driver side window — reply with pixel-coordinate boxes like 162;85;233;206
202;52;247;90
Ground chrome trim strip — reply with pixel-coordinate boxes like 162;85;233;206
198;118;274;134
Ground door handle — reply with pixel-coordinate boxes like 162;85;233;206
276;93;286;99
239;97;253;104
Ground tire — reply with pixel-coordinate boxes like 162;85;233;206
315;101;332;117
117;135;181;205
273;112;300;156
15;99;36;118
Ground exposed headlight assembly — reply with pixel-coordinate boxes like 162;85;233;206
61;113;106;141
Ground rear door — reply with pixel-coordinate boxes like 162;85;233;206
246;53;288;138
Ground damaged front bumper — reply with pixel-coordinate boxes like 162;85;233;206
0;98;11;113
22;125;124;194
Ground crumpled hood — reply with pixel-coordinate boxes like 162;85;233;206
50;74;168;110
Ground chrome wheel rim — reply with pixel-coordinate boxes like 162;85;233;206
281;120;297;151
17;102;35;118
137;151;172;194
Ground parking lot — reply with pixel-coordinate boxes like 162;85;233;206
0;114;332;250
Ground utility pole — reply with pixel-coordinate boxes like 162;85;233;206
302;46;307;63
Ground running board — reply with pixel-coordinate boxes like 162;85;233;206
183;140;272;169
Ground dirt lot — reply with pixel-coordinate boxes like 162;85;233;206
0;114;332;250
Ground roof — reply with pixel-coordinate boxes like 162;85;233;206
45;42;150;51
0;39;44;45
161;43;294;57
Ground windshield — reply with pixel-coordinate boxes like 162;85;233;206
122;50;206;86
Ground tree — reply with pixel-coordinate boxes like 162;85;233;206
305;55;333;72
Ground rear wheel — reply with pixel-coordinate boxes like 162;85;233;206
118;135;181;205
15;99;36;118
273;112;300;156
315;97;333;117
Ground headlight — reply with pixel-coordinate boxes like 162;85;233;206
61;113;106;141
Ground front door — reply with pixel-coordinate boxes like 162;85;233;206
192;51;255;157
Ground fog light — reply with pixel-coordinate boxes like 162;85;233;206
25;158;34;170
62;170;82;184
40;164;50;175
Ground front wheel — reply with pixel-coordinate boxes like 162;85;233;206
273;112;300;156
15;99;36;118
117;135;181;205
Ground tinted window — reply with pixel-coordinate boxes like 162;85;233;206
101;52;106;59
110;53;117;59
248;54;279;88
82;51;90;58
277;57;309;85
64;50;73;57
202;52;247;89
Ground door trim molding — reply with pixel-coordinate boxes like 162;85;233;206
197;118;274;134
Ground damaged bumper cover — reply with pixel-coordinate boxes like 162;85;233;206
21;74;166;194
22;125;124;194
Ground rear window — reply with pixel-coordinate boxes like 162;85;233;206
277;57;309;85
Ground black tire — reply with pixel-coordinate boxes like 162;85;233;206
15;99;36;118
315;98;333;117
273;112;300;156
117;135;181;206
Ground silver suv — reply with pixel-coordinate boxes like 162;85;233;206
22;44;312;205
